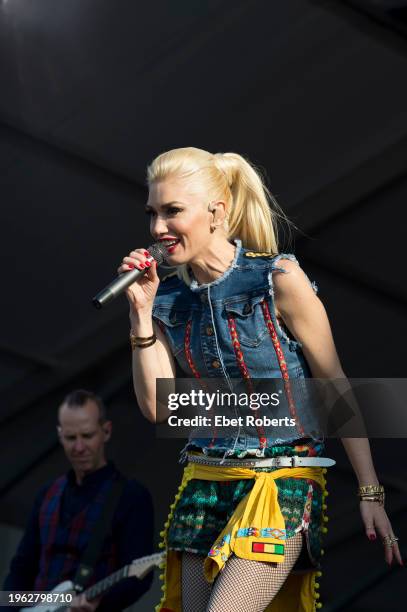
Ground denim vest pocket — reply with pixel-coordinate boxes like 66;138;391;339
152;306;190;356
224;294;269;347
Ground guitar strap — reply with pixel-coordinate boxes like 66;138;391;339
73;474;126;592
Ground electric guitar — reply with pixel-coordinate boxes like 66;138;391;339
21;551;164;611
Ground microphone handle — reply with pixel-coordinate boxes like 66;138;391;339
92;255;154;309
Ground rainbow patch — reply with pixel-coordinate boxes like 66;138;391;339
252;542;285;555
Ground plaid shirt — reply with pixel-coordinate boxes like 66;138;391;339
34;473;117;590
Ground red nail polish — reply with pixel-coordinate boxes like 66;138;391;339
139;263;145;268
128;263;135;269
144;251;149;257
369;534;376;541
145;261;151;267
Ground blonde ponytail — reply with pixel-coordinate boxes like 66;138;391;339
213;152;293;254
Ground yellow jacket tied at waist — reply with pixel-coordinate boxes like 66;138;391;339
157;463;327;612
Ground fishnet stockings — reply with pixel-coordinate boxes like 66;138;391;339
181;531;304;612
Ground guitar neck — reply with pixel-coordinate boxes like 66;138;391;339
52;574;127;612
85;564;130;600
56;551;163;610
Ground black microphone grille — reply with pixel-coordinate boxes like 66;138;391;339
147;242;167;265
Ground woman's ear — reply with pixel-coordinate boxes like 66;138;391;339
208;201;227;229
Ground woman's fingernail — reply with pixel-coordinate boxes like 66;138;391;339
369;534;376;541
144;251;149;257
139;263;145;269
145;261;151;267
128;263;135;269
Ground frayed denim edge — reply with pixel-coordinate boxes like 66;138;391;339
189;239;242;292
267;257;302;352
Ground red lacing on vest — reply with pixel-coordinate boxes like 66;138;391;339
184;319;217;448
184;319;201;378
260;300;305;436
226;314;267;449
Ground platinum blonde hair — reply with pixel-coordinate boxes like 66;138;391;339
146;147;293;284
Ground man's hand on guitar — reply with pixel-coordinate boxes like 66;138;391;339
68;593;103;612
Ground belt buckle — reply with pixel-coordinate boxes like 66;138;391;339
274;456;298;468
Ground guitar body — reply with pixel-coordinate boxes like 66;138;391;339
20;552;164;611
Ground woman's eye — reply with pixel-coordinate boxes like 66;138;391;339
144;208;182;216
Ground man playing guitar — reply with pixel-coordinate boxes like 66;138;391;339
2;390;154;612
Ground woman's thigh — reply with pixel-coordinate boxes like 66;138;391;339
181;551;212;612
207;531;304;612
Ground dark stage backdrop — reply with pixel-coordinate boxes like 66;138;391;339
0;1;406;610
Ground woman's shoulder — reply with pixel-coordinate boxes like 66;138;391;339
241;249;304;275
268;255;319;296
241;248;318;295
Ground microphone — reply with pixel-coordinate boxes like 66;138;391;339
92;242;167;309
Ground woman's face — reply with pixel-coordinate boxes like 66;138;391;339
146;178;214;264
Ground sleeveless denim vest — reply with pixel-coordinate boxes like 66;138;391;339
152;239;325;459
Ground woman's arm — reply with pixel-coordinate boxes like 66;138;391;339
272;259;379;481
130;310;175;424
118;249;176;424
273;259;402;565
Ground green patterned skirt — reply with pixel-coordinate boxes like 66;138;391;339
167;466;325;570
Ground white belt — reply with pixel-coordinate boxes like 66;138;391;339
187;453;336;468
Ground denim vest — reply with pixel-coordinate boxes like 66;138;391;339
152;239;324;459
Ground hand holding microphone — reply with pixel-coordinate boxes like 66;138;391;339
92;242;167;310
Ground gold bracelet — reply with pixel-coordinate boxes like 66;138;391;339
132;338;156;349
130;331;157;350
359;495;384;501
360;499;384;506
358;484;385;505
358;485;384;495
130;332;155;341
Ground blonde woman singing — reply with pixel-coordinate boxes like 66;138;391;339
118;147;401;612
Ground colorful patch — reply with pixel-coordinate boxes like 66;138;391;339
252;542;285;554
236;527;286;540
